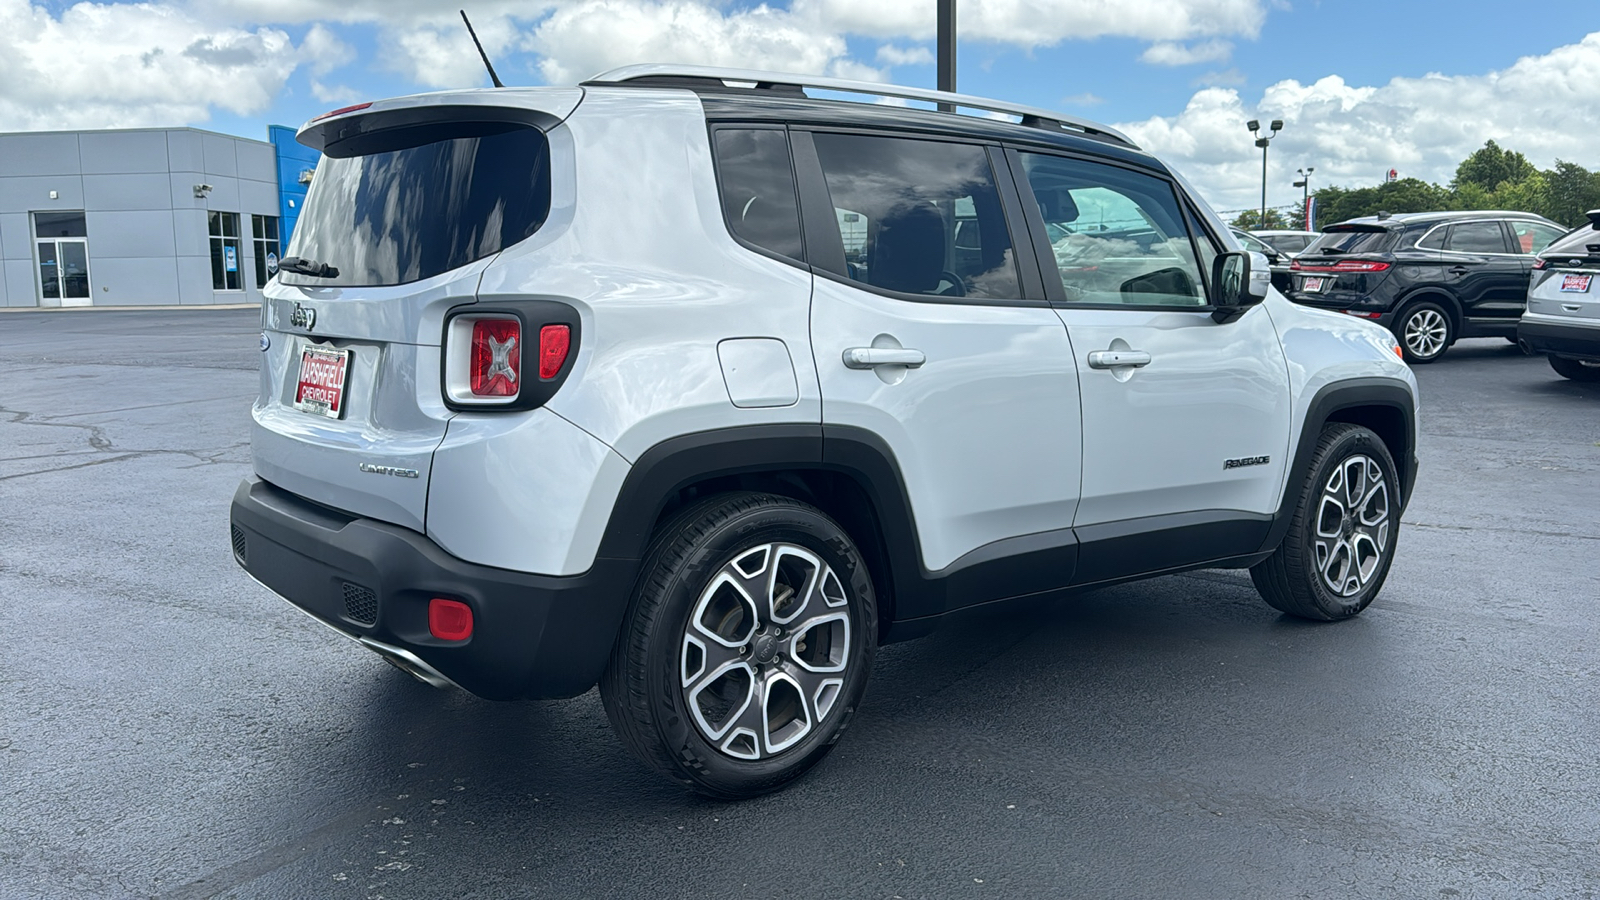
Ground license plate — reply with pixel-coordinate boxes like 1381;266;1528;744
1302;276;1326;292
293;345;351;419
1559;274;1592;293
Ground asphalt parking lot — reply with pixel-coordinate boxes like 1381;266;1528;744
1;307;1597;900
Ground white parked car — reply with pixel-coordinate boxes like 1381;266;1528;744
229;66;1419;798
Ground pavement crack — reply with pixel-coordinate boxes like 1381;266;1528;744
1405;520;1600;543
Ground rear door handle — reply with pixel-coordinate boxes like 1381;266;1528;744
1087;349;1152;369
843;347;926;369
1448;266;1471;275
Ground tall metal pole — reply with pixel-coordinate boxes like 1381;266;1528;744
1260;143;1268;230
937;0;956;111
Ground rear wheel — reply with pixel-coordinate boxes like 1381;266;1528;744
1394;301;1452;363
600;492;876;799
1251;424;1401;620
1550;355;1600;382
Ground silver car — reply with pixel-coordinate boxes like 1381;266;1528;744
1519;212;1600;381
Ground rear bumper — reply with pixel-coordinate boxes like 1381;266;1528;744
229;477;636;700
1519;316;1600;361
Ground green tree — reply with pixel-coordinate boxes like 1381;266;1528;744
1452;140;1536;193
1541;160;1600;227
1493;171;1552;218
1311;179;1451;224
1230;208;1290;230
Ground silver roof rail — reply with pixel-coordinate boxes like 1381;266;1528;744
586;64;1137;149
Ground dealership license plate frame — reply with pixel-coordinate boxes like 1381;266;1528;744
293;344;352;419
1559;274;1592;293
1302;276;1327;292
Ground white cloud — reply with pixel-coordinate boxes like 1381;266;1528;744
299;23;354;76
1140;40;1233;67
1062;92;1104;106
791;0;1267;47
876;44;934;67
526;0;849;85
1119;32;1600;212
0;0;298;130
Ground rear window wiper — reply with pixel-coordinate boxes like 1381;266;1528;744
278;256;340;278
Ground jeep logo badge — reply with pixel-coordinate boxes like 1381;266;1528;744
289;303;317;331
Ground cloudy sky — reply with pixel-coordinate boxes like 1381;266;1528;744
4;0;1598;212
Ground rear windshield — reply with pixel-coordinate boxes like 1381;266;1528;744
282;125;551;287
1304;227;1399;256
1540;224;1600;259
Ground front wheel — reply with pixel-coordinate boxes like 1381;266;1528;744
1251;424;1401;620
1394;301;1453;363
600;492;877;799
1550;355;1600;382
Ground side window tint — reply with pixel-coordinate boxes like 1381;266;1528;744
811;133;1019;300
1445;222;1509;254
1019;152;1206;306
1416;228;1446;250
1511;221;1565;255
712;129;804;262
1186;207;1220;295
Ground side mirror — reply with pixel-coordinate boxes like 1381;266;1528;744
1211;251;1272;323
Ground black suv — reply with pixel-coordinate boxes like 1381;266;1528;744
1284;211;1567;362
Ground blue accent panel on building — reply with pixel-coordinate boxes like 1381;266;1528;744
269;125;320;249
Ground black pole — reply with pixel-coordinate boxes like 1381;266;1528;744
1260;143;1268;229
461;10;504;88
937;0;956;111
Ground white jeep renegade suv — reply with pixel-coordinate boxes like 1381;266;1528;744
230;66;1419;799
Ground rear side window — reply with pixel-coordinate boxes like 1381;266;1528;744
811;133;1020;300
1306;228;1399;255
712;128;804;262
1509;220;1566;255
1444;222;1510;254
283;125;551;287
1415;227;1447;250
1018;151;1207;307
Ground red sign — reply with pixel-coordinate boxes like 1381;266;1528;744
294;346;351;418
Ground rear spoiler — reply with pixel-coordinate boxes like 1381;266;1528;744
298;88;584;156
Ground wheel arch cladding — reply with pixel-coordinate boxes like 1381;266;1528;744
593;424;918;641
1262;378;1417;554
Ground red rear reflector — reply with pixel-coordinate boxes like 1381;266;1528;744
429;598;473;641
470;318;521;397
539;324;571;379
312;102;372;121
1342;310;1383;318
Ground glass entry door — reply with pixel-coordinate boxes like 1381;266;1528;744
38;240;92;305
34;211;92;307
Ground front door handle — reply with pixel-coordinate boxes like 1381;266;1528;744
843;347;926;369
1087;349;1152;369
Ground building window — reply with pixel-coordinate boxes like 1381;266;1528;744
252;215;281;287
209;212;242;291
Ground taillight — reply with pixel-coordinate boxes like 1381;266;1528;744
469;318;521;397
1294;259;1393;273
312;101;372;121
429;597;473;641
539;325;570;379
1290;258;1303;271
1533;258;1550;270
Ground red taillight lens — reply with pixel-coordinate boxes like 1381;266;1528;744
1342;310;1383;319
469;318;520;397
1290;259;1303;271
312;101;372;121
429;598;474;641
1330;260;1391;272
539;324;571;380
1533;258;1550;270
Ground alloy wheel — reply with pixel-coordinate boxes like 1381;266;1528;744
1313;454;1392;597
680;542;853;760
1403;308;1448;359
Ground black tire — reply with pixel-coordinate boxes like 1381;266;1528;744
1393;300;1453;363
1251;424;1401;621
600;492;877;799
1550;355;1600;382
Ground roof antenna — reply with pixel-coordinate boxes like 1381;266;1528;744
460;10;504;88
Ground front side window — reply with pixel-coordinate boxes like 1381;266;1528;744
284;125;551;287
252;215;280;288
1018;152;1206;307
712;128;804;262
1509;220;1565;255
209;212;242;291
811;133;1019;300
1445;222;1510;254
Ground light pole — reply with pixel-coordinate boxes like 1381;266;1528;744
1247;118;1283;229
1293;166;1315;230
